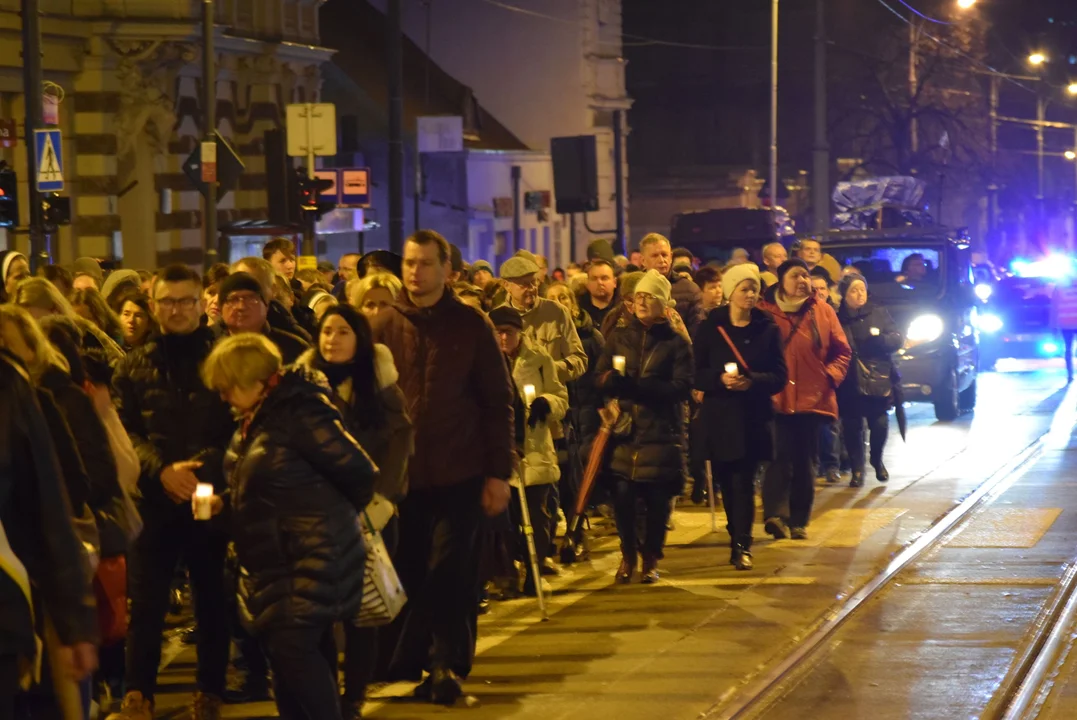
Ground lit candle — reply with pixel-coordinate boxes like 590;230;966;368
870;327;881;336
612;355;626;374
194;483;214;521
523;384;536;407
725;363;738;376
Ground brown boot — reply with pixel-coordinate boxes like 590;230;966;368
190;691;223;720
105;692;153;720
641;555;660;584
615;552;637;584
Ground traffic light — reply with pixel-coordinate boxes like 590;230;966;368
0;163;19;228
296;168;336;223
42;194;70;228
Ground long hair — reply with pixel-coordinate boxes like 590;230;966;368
71;287;123;341
0;304;70;381
314;304;384;429
13;276;77;319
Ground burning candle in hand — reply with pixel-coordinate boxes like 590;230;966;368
725;363;739;377
523;384;536;407
193;483;215;521
612;355;626;374
870;327;881;336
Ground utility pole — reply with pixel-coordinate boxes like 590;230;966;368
811;0;829;234
909;21;919;157
613;109;626;254
768;0;779;213
988;75;998;238
202;0;218;270
511;165;521;256
21;0;45;269
1037;93;1046;219
387;0;405;253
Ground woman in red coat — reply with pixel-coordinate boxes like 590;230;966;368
757;259;851;539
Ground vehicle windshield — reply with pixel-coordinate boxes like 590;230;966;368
825;243;944;301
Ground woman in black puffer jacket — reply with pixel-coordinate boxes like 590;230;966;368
836;273;904;488
595;270;693;586
203;333;377;720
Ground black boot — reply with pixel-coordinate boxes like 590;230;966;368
730;544;753;570
873;462;889;483
849;470;864;488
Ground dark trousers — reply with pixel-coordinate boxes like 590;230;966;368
263;625;340;720
763;414;821;529
817;418;840;473
841;408;890;473
342;517;399;701
1064;330;1076;379
125;509;229;700
689;413;710;499
386;478;484;681
613;479;674;560
511;484;552;572
714;459;759;550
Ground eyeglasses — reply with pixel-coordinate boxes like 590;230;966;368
223;293;263;308
155;297;198;311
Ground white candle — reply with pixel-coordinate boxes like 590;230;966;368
523;384;536;407
725;363;738;376
870;327;880;336
612;355;626;374
194;483;214;521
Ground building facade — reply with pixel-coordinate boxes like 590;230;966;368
367;0;631;259
0;0;331;269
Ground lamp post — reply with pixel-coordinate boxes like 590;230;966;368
769;0;778;213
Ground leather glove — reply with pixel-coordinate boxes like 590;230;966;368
606;372;635;398
527;396;552;428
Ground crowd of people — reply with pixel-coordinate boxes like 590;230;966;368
0;228;906;719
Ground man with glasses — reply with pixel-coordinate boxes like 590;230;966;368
497;255;586;383
216;271;309;364
109;265;237;720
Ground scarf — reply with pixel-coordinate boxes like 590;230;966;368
313;355;356;389
776;293;809;314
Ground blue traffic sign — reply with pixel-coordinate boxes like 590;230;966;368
34;129;63;192
339;168;371;208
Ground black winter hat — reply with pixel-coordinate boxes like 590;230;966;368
775;258;810;287
839;272;867;300
218;271;265;302
488;305;523;330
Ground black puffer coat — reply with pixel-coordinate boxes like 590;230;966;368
569;311;605;443
693;306;788;464
595;318;694;483
224;368;377;633
113;327;236;513
836;301;904;412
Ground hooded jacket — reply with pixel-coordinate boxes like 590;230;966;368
595;318;694;483
372;289;514;490
295;344;413;502
758;294;851;418
836;301;904;409
694;306;788;463
508;336;569;487
224;368;376;632
494;296;588;383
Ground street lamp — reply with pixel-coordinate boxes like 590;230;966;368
956;0;976;8
1068;82;1077;95
1067;150;1076;161
1029;52;1047;66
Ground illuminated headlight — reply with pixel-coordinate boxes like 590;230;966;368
907;314;944;345
974;283;993;302
978;313;1003;334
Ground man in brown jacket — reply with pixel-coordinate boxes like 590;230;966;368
372;230;514;706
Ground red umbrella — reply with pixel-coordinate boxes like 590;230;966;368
559;401;621;563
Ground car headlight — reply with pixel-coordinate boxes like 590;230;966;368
978;313;1003;334
974;283;993;302
907;314;944;345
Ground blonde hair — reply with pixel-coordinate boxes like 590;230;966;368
13;277;77;319
545;281;579;314
347;271;403;309
0;304;70;380
639;233;670;253
201;333;281;392
71;287;123;340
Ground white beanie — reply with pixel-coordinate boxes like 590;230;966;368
635;269;675;308
722;263;761;301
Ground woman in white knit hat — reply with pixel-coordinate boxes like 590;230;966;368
594;270;694;584
692;264;788;570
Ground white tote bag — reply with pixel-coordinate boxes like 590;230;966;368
353;511;407;628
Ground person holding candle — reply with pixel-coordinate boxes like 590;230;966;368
837;273;904;487
692;264;787;569
201;332;377;720
758;259;851;541
108;264;236;720
595;270;694;584
489;306;569;591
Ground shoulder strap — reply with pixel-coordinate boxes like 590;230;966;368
717;326;752;373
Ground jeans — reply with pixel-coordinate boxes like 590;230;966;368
714;459;759;550
125;508;229;700
841;408;890;473
613;480;675;560
763;414;821;529
263;625;340;720
342;517;399;702
385;478;484;681
817;418;840;473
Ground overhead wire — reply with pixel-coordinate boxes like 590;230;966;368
892;0;952;25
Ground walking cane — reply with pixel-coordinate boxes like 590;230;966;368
520;385;549;621
706;460;719;533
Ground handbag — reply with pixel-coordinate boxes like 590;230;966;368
848;324;892;398
353;511;407;628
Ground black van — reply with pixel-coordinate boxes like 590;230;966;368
802;226;979;421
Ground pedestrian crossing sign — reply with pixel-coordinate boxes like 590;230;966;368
34;129;63;192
